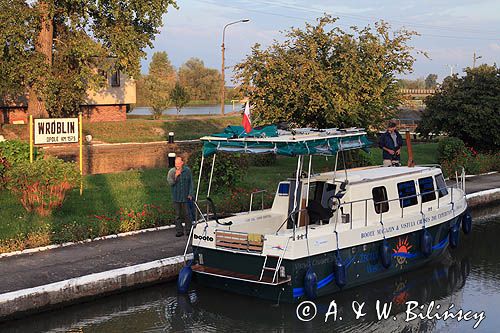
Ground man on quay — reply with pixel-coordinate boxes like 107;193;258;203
379;121;403;167
167;156;194;237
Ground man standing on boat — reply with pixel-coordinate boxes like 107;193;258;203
167;156;194;237
379;121;403;167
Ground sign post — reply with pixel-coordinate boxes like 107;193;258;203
29;115;33;163
79;113;83;195
32;116;84;195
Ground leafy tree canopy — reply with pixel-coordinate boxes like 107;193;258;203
419;64;500;152
397;78;425;89
234;15;419;129
0;0;177;117
140;51;176;118
170;82;190;114
178;58;221;101
425;74;438;89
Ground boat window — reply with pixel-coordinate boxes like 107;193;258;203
397;180;418;208
308;182;325;202
278;182;290;196
372;186;389;214
434;173;448;198
418;177;436;202
308;182;317;200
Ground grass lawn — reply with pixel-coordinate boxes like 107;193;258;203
0;143;437;252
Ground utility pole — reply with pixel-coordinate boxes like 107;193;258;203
473;52;482;68
446;64;457;76
220;19;250;116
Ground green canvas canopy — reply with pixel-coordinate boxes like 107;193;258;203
200;125;371;157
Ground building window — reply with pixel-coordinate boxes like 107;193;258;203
372;186;389;214
397;180;418;208
418;177;436;202
111;70;120;87
435;173;448;198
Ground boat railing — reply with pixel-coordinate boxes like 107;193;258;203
275;208;308;235
335;184;466;230
249;189;267;213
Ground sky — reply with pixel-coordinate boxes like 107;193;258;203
141;0;500;84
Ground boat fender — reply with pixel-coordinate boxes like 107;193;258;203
380;239;391;269
449;223;460;248
334;256;347;289
304;267;318;300
462;210;472;235
420;229;433;257
177;263;193;294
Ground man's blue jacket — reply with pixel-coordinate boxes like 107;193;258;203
378;131;403;160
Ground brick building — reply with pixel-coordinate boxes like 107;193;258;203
0;71;136;124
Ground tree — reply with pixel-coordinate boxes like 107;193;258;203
425;74;438;89
178;58;222;101
141;51;176;119
418;65;500;152
148;51;177;85
234;15;418;129
0;0;177;117
170;82;190;114
397;78;425;89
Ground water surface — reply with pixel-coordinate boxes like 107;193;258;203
2;206;499;333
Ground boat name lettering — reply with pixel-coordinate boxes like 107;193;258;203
244;214;272;223
294;256;335;271
359;210;454;239
194;234;214;242
314;239;328;246
436;209;453;220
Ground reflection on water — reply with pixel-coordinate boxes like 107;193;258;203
1;209;499;333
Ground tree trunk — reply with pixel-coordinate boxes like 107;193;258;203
27;1;53;118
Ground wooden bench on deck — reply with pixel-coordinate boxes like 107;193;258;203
215;230;264;253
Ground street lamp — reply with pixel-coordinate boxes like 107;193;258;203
473;52;482;68
221;19;250;115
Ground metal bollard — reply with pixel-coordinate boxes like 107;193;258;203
168;152;176;168
168;132;174;143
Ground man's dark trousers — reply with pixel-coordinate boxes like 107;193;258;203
174;201;192;234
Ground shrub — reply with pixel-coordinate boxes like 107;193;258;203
437;137;469;177
6;157;80;216
0;140;43;187
475;152;500;174
437;137;467;165
437;137;499;177
190;151;248;193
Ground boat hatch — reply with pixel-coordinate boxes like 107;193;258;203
215;230;264;253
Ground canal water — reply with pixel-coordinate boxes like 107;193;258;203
1;205;499;333
130;104;242;116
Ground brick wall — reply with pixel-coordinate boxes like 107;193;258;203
82;105;127;122
0;108;28;124
42;141;201;175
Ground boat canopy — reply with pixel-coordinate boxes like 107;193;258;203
200;125;371;157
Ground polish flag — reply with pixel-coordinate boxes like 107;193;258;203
242;101;252;133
